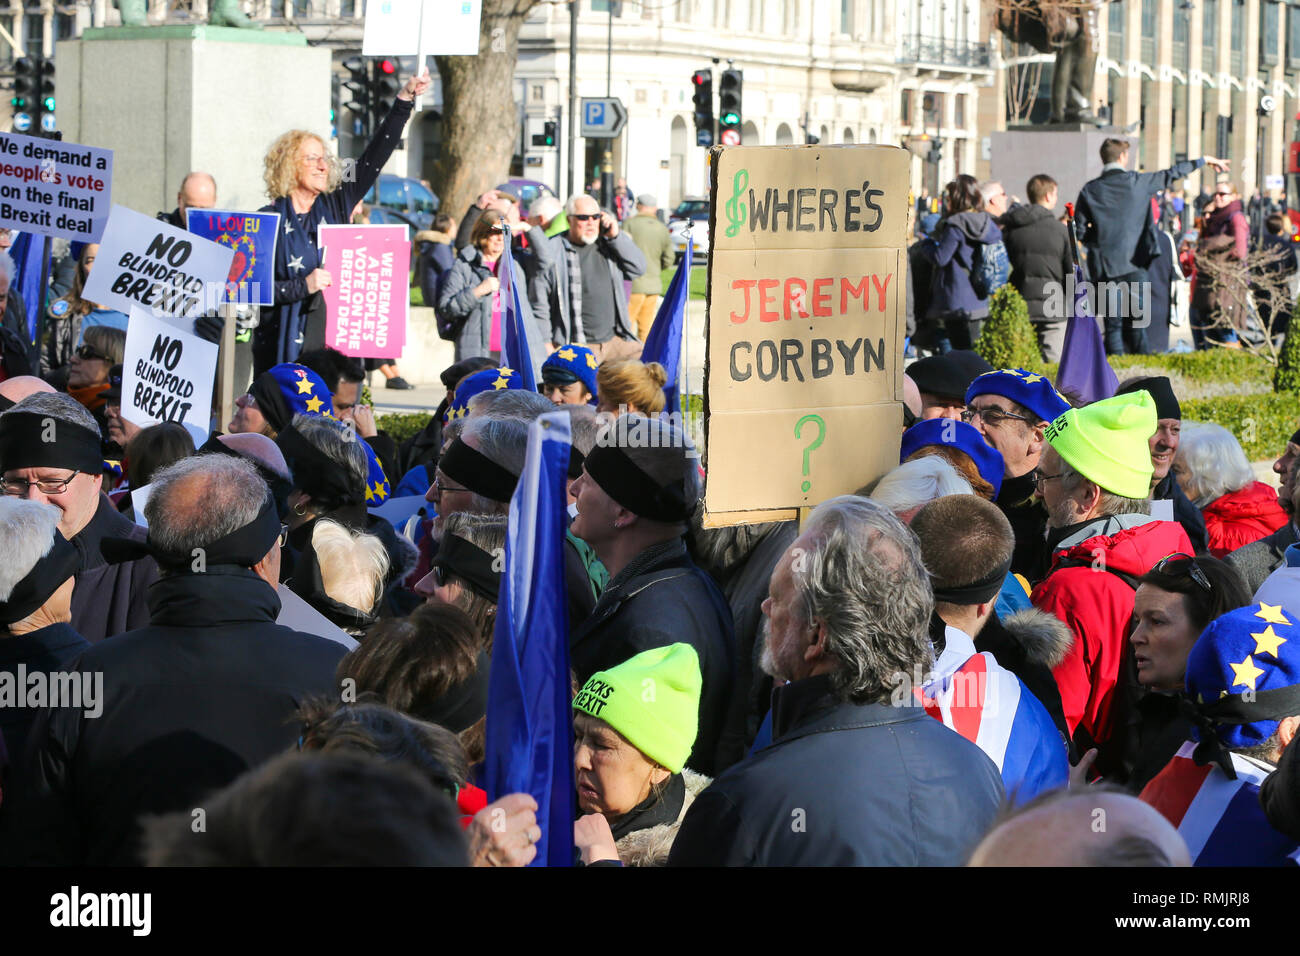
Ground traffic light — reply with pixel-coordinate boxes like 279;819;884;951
11;57;37;134
691;68;713;147
805;133;820;145
718;69;742;146
372;58;401;131
927;140;943;165
342;55;371;138
36;58;55;133
531;120;557;147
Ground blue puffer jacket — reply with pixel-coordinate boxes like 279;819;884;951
924;210;1003;320
668;674;1005;866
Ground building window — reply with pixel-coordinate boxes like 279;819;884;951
1263;2;1280;66
55;11;77;40
1203;0;1218;50
900;88;912;125
341;0;355;16
1290;4;1300;68
23;12;42;57
840;0;853;35
0;15;12;67
1141;0;1156;39
955;93;966;128
1231;0;1244;53
532;84;544;102
291;0;311;17
1109;0;1124;40
1173;4;1188;45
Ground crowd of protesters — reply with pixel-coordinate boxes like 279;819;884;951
0;75;1299;868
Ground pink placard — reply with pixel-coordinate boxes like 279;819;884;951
320;224;410;358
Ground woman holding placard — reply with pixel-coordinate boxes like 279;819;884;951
255;68;433;377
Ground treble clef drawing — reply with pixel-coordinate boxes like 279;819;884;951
724;168;748;238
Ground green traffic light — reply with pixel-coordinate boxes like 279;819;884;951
721;111;740;125
42;96;54;111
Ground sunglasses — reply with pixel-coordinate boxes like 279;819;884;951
1152;552;1212;592
75;344;112;362
571;213;601;222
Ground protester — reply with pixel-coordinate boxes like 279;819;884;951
1191;180;1251;348
0;499;89;776
1001;174;1074;361
296;346;399;484
622;194;676;341
467;388;555;423
910;496;1069;801
156;171;217;229
867;454;975;523
1031;390;1193;780
0;373;54;411
41;244;128;389
0;392;157;642
228;362;332;438
595;359;667;417
571;644;709;866
395;357;500;493
534;194;646;361
1125;554;1252;792
439;216;531;362
141;751;467;867
424;417;524;539
125;422;195;493
254;68;432;374
0;455;346;864
964;368;1072;580
1115;376;1210;553
1174;422;1288;558
900;417;1005;500
1074;139;1227;354
1226;437;1299;591
668;496;1004;865
197;431;295;521
906;350;993;420
338;602;490;769
414;512;504;650
920;175;1003;351
300;518;391;638
100;365;139;454
540;343;599;405
1255;213;1299;338
530;195;568;238
1139;603;1300;865
65;327;124;431
416;212;458;311
569;414;733;775
969;787;1190;866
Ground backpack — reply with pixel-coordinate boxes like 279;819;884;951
971;238;1010;299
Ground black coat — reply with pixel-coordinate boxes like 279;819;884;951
1152;471;1209;555
1075;159;1202;279
667;674;1005;866
1001;203;1073;322
569;537;735;776
74;494;158;643
0;568;346;865
0;622;90;783
997;471;1051;584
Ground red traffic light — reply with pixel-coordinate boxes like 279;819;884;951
380;59;397;74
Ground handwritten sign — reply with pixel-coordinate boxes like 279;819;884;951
362;0;482;56
83;205;236;324
703;144;909;525
0;132;113;242
121;306;218;445
319;223;409;358
185;209;280;306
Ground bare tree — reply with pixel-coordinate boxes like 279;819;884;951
433;0;542;221
1191;240;1297;366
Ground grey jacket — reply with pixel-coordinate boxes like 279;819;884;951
1226;521;1300;593
531;230;646;346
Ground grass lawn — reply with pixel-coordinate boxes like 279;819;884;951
662;261;709;300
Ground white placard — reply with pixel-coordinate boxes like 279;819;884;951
82;204;236;323
1150;498;1175;522
362;0;482;56
0;132;114;241
130;482;152;528
276;585;359;651
121;306;218;446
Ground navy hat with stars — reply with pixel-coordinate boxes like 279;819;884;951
541;343;599;401
249;363;332;435
443;366;524;425
965;368;1072;426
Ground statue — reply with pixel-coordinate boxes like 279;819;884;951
996;0;1107;126
115;0;262;29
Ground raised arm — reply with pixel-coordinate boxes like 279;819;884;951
338;70;432;211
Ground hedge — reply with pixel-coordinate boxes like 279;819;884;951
1181;392;1300;461
974;285;1040;370
375;411;435;444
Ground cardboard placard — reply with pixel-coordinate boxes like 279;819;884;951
0;132;113;241
120;306;218;445
362;0;483;56
185;208;281;306
83;205;236;323
319;224;409;358
703;144;909;527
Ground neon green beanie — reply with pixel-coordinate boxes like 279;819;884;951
572;643;701;773
1044;391;1156;499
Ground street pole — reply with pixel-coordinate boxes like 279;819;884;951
601;2;613;210
567;0;578;202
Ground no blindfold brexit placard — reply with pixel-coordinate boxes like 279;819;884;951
703;143;909;526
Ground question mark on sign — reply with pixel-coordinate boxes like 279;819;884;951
794;414;826;494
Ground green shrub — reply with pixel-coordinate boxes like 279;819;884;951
375;411;433;444
975;285;1042;370
411;285;425;307
1036;349;1275;402
1182;392;1300;461
1277;298;1300;393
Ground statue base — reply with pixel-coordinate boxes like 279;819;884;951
55;28;331;216
990;126;1138;211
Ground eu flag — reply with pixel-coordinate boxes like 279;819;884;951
1055;265;1118;405
500;222;539;391
10;231;47;345
641;236;692;417
483;410;575;866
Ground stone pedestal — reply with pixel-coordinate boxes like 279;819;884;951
56;26;332;216
990;126;1137;209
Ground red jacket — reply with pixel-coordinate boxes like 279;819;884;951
1032;517;1193;762
1201;481;1289;558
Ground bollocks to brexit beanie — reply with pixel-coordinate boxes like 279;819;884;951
572;643;701;773
1044;390;1156;498
965;368;1071;426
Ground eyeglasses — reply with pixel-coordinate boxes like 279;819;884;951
571;213;601;222
1030;470;1063;489
432;474;470;496
1;471;81;496
1152;552;1212;592
961;405;1029;427
299;154;329;168
75;344;112;363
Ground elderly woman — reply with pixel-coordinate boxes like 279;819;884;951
413;512;504;652
65;326;125;436
1175;422;1288;558
254;69;432;375
571;643;710;867
1124;553;1251;792
276;414;413;602
595;359;666;417
438;217;532;362
0;498;90;769
227;363;332;439
42;244;130;389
